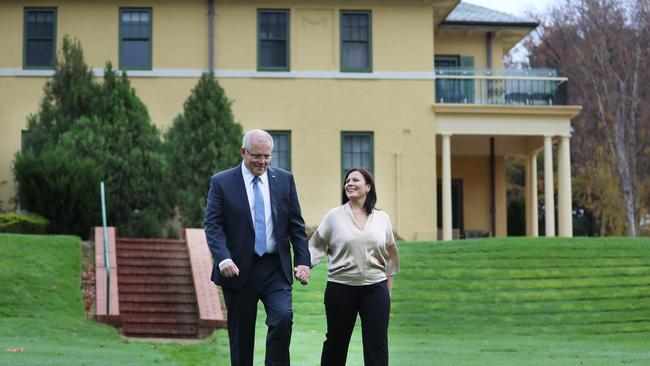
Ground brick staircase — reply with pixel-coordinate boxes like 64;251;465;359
116;237;200;338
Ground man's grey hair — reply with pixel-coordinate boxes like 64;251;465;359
242;129;274;150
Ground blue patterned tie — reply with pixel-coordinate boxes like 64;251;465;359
252;176;267;256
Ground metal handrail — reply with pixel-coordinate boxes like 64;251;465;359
100;181;110;315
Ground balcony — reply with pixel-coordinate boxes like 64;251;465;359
435;68;568;106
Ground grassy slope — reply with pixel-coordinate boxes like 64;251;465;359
290;237;650;366
0;234;176;365
1;234;649;365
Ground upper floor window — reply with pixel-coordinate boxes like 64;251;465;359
340;11;371;72
258;9;289;71
341;132;373;180
269;131;291;171
120;9;152;70
24;8;57;68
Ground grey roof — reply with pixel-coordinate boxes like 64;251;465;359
444;2;537;26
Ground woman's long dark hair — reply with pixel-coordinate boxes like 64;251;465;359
341;168;377;215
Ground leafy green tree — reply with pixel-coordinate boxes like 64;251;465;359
165;73;242;227
522;0;650;236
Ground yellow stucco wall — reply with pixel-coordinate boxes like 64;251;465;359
220;78;437;240
0;4;22;68
0;78;46;206
434;34;505;69
216;2;434;72
130;78;198;129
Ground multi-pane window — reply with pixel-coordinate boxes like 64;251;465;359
340;11;371;72
269;131;291;171
24;9;56;68
341;132;373;179
258;10;289;71
120;9;152;70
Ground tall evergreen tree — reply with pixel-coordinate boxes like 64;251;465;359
165;73;243;227
15;36;175;238
25;36;98;154
59;64;175;237
14;36;101;238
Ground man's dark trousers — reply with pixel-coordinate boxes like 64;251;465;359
221;253;292;366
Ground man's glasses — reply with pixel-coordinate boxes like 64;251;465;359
245;149;272;162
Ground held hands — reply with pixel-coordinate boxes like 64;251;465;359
220;259;308;284
219;259;240;278
294;265;310;285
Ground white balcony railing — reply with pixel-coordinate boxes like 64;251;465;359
435;68;569;106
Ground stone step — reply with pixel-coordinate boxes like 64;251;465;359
119;284;196;294
118;266;192;276
118;275;194;285
116;243;188;252
120;302;198;314
121;323;198;337
120;293;197;304
116;258;191;268
117;249;190;259
121;312;198;324
117;237;186;245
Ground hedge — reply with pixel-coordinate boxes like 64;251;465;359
0;213;49;234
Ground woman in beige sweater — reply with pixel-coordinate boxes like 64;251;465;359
309;168;400;366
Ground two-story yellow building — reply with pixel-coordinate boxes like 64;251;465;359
0;0;581;240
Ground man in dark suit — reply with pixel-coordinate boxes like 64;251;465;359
204;129;311;366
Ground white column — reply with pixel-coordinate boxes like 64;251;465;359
442;134;453;241
544;136;555;237
525;153;539;237
557;136;573;237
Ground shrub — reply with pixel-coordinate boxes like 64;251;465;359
13;149;101;238
0;213;49;234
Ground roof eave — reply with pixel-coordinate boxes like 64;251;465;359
441;20;539;29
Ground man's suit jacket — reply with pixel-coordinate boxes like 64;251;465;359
204;163;310;289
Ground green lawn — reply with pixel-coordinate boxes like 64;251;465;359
1;234;649;365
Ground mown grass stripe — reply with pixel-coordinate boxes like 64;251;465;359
396;294;650;307
398;277;650;290
407;261;650;269
406;270;650;280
